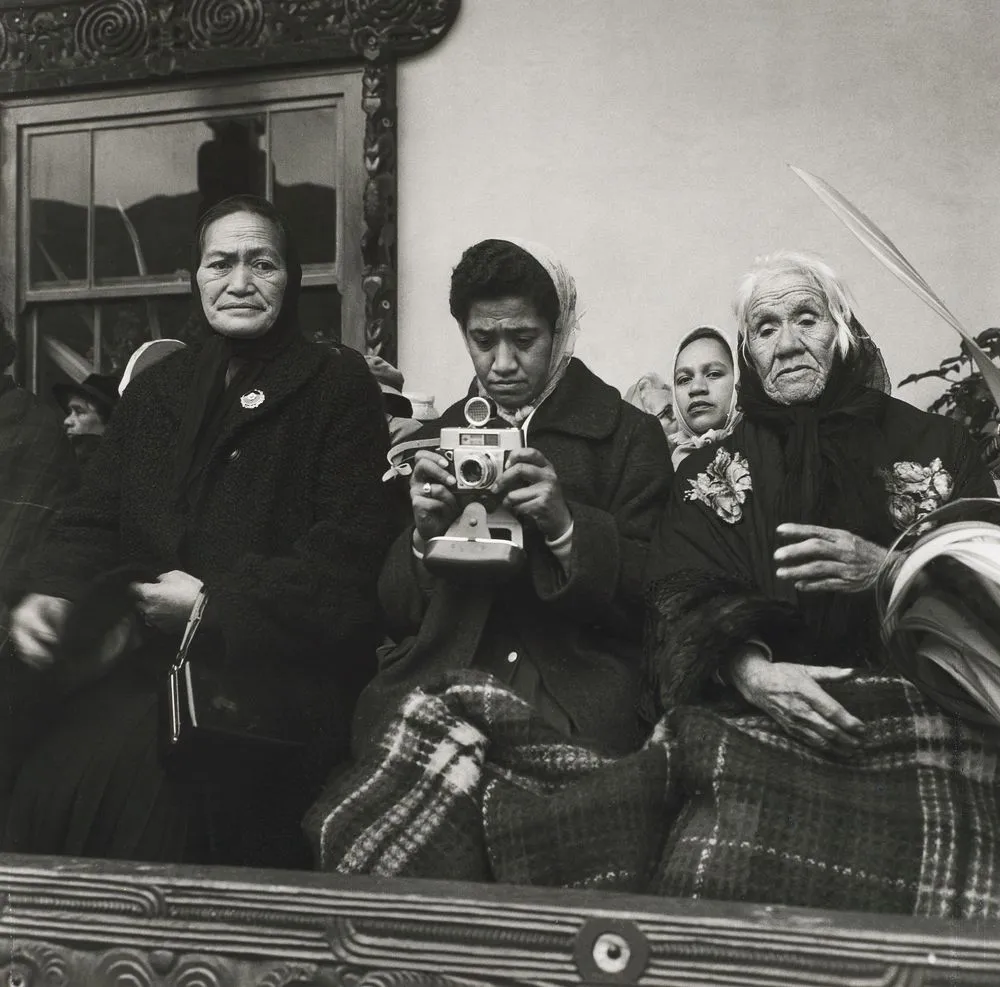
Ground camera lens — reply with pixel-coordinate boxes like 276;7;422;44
459;454;496;488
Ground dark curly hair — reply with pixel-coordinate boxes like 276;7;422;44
448;239;559;330
0;315;15;373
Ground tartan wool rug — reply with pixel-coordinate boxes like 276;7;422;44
305;671;1000;918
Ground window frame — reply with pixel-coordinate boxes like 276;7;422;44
0;66;365;389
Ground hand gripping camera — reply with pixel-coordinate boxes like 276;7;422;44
423;396;527;582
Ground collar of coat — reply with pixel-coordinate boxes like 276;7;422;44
438;358;622;440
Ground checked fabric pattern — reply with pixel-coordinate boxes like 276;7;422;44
306;671;1000;918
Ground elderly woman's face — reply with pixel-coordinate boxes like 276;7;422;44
745;271;839;404
196;211;288;339
464;296;554;410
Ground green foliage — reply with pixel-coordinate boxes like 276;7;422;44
900;328;1000;472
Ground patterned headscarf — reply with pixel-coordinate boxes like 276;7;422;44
668;325;742;468
479;237;581;426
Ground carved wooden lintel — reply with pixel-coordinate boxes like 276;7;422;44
0;854;996;986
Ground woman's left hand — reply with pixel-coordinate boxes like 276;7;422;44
131;570;204;633
493;447;572;541
774;523;887;593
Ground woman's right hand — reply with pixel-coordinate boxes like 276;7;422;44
728;650;866;755
410;450;460;544
10;593;71;670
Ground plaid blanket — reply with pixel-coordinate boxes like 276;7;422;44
306;671;1000;918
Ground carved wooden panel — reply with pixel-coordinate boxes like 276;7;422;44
0;0;460;364
0;854;997;986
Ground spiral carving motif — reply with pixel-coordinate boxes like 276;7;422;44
0;16;8;67
75;0;149;59
171;954;235;987
188;0;266;48
93;949;155;987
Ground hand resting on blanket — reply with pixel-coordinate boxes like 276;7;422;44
729;645;867;755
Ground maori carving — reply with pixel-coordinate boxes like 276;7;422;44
0;855;995;987
361;58;397;360
0;1;461;92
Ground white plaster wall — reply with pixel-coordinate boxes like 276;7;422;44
396;0;1000;414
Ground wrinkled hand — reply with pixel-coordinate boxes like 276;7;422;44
775;523;887;593
729;651;866;754
410;450;460;543
10;593;71;669
131;570;204;634
492;447;572;541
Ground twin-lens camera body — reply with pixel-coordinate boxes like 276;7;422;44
423;396;527;583
437;396;524;500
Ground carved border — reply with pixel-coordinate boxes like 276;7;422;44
0;854;997;986
0;0;460;364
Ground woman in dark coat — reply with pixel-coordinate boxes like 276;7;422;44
646;250;995;751
352;238;672;757
7;195;395;866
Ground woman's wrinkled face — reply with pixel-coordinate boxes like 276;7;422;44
745;271;839;405
196;211;288;339
464;296;554;411
673;335;735;434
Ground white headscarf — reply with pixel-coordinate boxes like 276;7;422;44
668;324;742;468
474;237;580;427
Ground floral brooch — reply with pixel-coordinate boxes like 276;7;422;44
685;448;753;524
880;457;954;532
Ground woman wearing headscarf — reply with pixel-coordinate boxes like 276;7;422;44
645;250;995;751
7;195;395;866
351;237;672;757
668;324;741;468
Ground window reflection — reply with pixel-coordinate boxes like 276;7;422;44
29;132;89;284
272;108;338;266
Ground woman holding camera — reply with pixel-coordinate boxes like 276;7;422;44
351;238;672;757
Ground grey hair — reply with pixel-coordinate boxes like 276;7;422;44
733;250;858;361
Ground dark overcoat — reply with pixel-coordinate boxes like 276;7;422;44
352;358;673;757
8;335;396;865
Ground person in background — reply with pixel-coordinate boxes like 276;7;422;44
365;353;423;445
53;373;120;467
351;237;673;758
7;195;395;867
668;325;741;467
623;371;675;441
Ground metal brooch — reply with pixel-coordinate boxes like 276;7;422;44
240;389;265;410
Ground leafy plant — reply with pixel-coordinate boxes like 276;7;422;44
899;327;1000;475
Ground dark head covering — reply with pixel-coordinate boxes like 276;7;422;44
174;194;302;510
53;373;120;421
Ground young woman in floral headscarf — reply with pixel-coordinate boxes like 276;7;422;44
668;325;742;468
645;250;994;752
351;238;673;757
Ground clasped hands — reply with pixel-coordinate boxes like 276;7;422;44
409;447;571;546
10;570;204;670
727;523;889;755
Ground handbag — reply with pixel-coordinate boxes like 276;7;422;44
162;589;310;775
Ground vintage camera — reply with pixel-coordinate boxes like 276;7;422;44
423;396;526;582
437;396;524;497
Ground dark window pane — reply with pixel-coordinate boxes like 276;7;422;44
93;116;266;283
299;285;342;344
99;296;196;373
271;108;338;266
34;302;97;412
29;132;89;285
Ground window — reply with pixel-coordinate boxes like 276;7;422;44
0;69;364;395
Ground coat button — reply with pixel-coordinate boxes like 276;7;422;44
227;447;241;462
506;651;518;664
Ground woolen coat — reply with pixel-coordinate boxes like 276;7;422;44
352;358;673;757
8;335;396;865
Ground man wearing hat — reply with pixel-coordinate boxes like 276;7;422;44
53;372;119;465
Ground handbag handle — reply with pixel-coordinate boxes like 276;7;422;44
171;588;209;673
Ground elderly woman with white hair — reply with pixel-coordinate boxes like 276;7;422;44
645;250;995;753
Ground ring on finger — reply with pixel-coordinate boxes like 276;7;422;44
422;482;432;495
